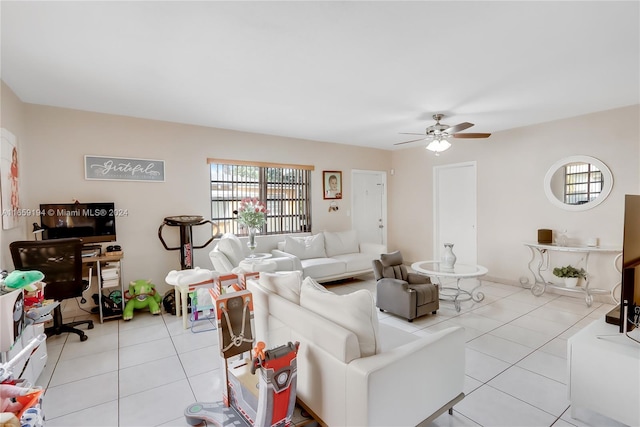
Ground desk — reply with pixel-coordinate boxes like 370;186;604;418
523;243;621;307
411;261;487;312
82;253;124;323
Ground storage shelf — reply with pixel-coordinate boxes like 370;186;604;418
83;253;124;323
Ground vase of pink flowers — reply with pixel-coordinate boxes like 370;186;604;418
237;198;268;257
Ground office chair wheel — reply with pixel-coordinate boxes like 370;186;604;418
88;322;94;330
80;334;88;342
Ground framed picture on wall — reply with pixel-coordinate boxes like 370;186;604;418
1;128;20;230
323;171;342;199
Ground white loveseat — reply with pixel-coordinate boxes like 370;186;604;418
273;230;387;282
247;272;466;426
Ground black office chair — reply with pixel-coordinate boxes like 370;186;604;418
10;238;94;342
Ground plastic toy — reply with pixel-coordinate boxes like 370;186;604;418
1;270;43;291
123;280;162;320
165;267;218;328
165;267;215;287
249;340;299;425
24;302;59;325
185;340;299;427
184;289;300;427
0;334;46;427
189;288;216;333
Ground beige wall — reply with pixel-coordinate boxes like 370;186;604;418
0;81;29;270
8;98;389;290
3;78;639;297
390;104;640;292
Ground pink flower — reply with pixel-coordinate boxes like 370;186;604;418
237;198;269;228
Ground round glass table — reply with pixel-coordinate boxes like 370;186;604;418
411;261;488;312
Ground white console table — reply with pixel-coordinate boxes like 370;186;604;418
524;242;621;306
568;318;640;426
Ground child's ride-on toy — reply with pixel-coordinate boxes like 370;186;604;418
184;289;300;426
123;279;162;320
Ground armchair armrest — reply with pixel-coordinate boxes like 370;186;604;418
376;277;409;290
359;242;388;255
271;249;303;271
407;272;430;284
346;326;465;426
209;248;234;273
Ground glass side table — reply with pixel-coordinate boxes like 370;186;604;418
411;261;487;312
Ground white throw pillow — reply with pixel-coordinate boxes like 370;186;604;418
258;271;303;304
283;234;327;260
216;233;245;267
323;230;360;257
299;276;380;357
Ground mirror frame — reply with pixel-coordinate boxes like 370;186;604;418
544;155;613;211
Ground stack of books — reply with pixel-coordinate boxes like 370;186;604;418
101;264;120;288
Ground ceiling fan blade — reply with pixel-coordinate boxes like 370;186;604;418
452;133;492;139
399;132;425;136
394;137;426;145
445;122;474;134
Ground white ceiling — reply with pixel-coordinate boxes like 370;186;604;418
1;1;638;150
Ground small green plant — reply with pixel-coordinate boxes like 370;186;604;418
552;265;587;279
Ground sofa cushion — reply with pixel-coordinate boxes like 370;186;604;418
300;276;380;357
332;252;375;273
323;230;360;257
259;271;303;304
283;234;327;260
216;233;245;266
300;258;346;279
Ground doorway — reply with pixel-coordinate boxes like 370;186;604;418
433;162;477;265
351;170;387;246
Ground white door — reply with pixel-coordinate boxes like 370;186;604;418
351;170;387;245
433;162;477;265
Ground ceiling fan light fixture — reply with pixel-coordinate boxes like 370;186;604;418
426;138;451;154
394;113;491;148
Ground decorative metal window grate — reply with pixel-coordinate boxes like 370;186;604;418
564;162;603;205
209;159;313;237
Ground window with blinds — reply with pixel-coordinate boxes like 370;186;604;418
209;160;313;237
564;162;603;205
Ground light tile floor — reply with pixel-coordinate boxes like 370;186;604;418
35;275;629;426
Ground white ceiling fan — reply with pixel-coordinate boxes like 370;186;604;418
395;114;492;154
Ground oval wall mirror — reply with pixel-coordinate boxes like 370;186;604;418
544;155;613;211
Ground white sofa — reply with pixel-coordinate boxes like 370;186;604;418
273;230;387;283
247;272;466;427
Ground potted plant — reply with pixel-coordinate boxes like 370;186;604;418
552;265;587;288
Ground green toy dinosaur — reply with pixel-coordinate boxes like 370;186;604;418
123;279;162;321
3;270;44;290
